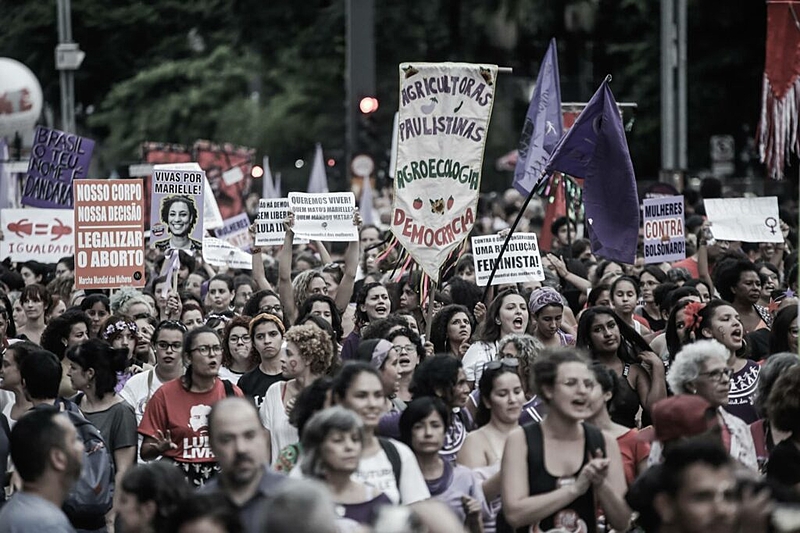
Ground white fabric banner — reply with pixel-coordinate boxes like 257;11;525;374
390;62;498;281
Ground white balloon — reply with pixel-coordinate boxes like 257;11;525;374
0;57;43;147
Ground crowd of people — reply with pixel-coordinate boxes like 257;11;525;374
0;183;799;533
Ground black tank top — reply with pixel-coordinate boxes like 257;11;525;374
610;363;641;429
499;422;605;533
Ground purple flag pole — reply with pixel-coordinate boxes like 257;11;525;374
513;38;563;196
545;75;639;264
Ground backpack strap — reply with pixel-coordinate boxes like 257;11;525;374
222;379;235;397
583;422;606;458
377;437;402;492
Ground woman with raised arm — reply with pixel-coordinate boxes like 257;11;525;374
278;211;362;325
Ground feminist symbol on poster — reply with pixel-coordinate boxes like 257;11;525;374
22;126;95;209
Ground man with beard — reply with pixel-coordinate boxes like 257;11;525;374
202;397;286;533
0;407;84;532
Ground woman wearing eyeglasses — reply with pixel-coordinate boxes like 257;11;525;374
500;349;631;533
664;339;758;470
410;355;473;464
138;325;243;486
458;361;526;533
683;299;761;424
120;320;187;462
219;316;258;385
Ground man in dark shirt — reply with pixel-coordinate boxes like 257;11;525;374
202;398;286;533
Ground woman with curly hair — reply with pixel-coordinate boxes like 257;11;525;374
682;299;760;424
219;316;258;384
713;258;771;334
259;324;334;464
429;304;473;359
152;195;202;252
341;282;392;361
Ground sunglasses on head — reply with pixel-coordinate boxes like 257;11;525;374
484;357;519;371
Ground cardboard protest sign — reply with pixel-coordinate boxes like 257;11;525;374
1;208;74;261
73;180;146;289
149;165;205;253
214;213;251;251
642;196;686;264
22;126;95;209
391;63;498;281
704;197;783;243
471;233;545;287
255;198;308;246
288;192;358;242
202;237;252;270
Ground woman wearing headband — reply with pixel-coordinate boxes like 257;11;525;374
529;287;575;348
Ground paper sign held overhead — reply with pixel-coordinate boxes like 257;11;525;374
149;164;205;253
642;196;685;264
202;237;252;270
1;208;75;262
256;199;308;246
214;213;251;251
704;197;783;243
288;192;358;242
73;180;146;289
471;233;545;287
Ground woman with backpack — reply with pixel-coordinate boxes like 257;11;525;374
66;338;138;529
332;362;429;505
138;326;243;487
500;349;631;533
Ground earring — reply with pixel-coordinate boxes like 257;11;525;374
495;319;501;325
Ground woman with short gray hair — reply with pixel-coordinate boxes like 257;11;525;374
299;406;391;528
663;340;757;470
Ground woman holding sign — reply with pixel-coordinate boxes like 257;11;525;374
153;195;203;253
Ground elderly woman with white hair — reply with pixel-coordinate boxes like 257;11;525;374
663;339;758;470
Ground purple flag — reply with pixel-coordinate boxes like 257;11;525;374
545;78;639;264
513;38;563;196
22;125;95;209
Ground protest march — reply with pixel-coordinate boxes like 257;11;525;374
1;4;800;533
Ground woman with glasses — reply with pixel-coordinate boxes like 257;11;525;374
458;361;526;533
410;355;472;464
260;324;333;465
138;326;243;486
501;349;631;533
243;289;285;323
204;311;233;339
684;299;761;424
120;320;187;462
664;340;758;470
219;316;258;384
238;313;286;409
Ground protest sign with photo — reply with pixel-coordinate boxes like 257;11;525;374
214;213;251;251
288;192;358;241
391;62;498;281
1;208;75;261
704;197;783;243
202;237;252;270
22;126;95;209
256;198;308;246
149;165;205;252
73;180;146;289
642;195;685;264
471;233;545;287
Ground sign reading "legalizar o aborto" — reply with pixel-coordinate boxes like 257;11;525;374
74;179;146;289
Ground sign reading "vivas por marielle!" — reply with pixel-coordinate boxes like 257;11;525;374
22;126;95;209
390;62;498;282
